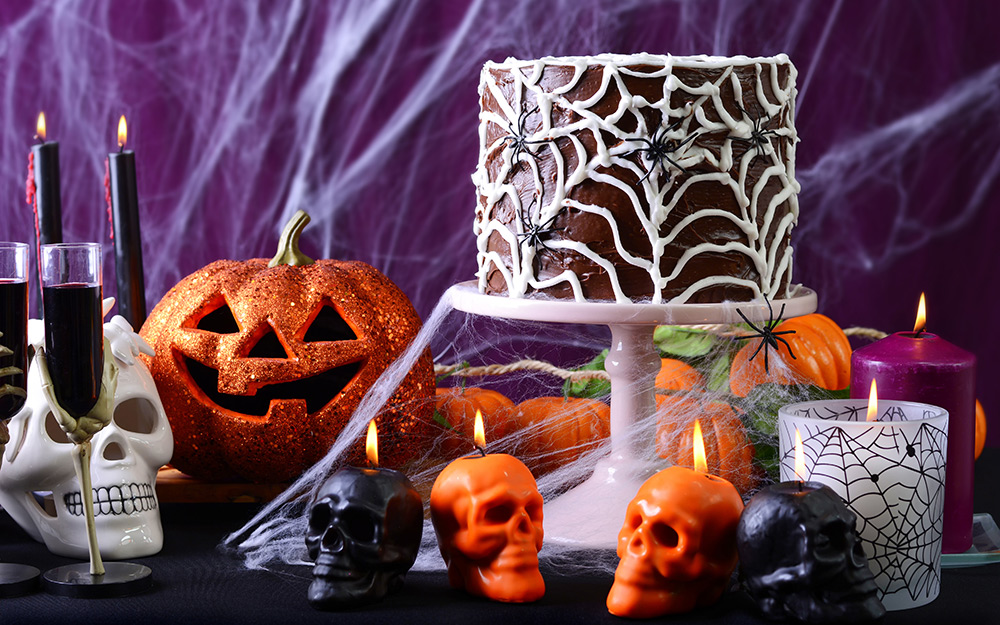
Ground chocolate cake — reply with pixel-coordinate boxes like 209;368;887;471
472;53;799;304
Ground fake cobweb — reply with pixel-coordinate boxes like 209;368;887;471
778;404;947;603
222;290;849;576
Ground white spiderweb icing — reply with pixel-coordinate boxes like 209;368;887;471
473;53;800;304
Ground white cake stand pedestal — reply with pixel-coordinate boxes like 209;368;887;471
448;280;817;549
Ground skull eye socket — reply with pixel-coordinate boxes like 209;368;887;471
817;523;848;553
341;507;378;543
113;398;159;434
650;522;679;548
484;502;515;525
193;297;239;334
44;412;72;444
309;502;332;533
303;303;357;343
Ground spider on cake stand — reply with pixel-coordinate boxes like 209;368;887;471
449;280;818;550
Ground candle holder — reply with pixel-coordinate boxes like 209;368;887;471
778;399;948;611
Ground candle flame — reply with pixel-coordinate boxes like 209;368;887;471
36;111;47;141
366;419;378;467
913;292;927;334
473;410;486;449
693;419;707;473
117;115;128;149
794;428;806;480
866;379;879;422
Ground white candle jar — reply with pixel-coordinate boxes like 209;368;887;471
778;399;948;611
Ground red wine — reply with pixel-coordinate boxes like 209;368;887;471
0;279;28;418
43;283;102;418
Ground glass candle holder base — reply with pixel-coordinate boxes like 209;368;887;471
42;562;152;598
0;563;40;597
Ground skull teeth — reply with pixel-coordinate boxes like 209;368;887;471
63;482;157;517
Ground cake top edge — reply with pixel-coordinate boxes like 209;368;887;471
486;52;792;70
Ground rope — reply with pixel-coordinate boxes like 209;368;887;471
434;326;888;380
435;359;610;382
843;327;888;340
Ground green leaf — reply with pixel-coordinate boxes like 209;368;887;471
705;353;731;393
562;349;611;399
653;325;716;357
739;383;851;438
432;409;455;431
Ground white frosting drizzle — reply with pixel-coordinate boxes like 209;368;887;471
473;53;799;303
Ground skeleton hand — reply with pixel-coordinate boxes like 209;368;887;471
0;330;26;405
37;337;119;445
0;417;8;452
105;315;155;366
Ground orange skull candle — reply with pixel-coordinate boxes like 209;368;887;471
607;420;744;617
430;411;545;603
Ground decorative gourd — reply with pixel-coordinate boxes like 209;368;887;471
976;399;987;460
509;396;611;476
655;395;757;495
434;386;516;455
655;358;703;391
139;210;435;483
730;313;851;397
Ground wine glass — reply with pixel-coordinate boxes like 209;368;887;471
39;243;102;418
0;242;28;420
0;243;39;593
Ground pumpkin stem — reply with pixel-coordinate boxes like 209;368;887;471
269;210;315;267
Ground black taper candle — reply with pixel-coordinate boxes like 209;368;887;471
32;143;63;246
30;112;63;316
107;115;146;328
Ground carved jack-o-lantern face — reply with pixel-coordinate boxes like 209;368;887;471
139;212;434;483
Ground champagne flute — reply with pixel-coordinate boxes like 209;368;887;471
0;242;28;420
39;243;102;418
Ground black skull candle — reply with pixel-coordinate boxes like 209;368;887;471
305;421;422;608
737;481;886;624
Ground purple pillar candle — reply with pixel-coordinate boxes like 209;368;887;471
850;314;976;554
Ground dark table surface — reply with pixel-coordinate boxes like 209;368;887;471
3;451;1000;624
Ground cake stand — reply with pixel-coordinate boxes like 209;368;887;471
448;280;817;549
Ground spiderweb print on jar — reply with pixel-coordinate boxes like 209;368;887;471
777;399;949;611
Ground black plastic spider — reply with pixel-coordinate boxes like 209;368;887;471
728;103;780;166
628;118;700;184
502;106;549;168
734;298;797;374
516;198;562;255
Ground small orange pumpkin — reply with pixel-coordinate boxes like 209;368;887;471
976;399;987;460
730;313;851;397
509;396;611;476
655;395;757;495
434;386;516;455
656;358;703;391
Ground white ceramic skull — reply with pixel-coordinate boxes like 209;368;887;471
0;308;173;560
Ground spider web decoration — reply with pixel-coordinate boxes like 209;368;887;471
778;401;948;609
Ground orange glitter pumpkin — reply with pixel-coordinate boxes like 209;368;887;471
139;211;434;483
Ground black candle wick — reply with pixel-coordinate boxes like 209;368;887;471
475;445;486;457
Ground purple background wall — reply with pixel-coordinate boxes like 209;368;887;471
1;0;999;445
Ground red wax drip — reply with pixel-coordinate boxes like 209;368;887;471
26;151;42;292
104;158;114;241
